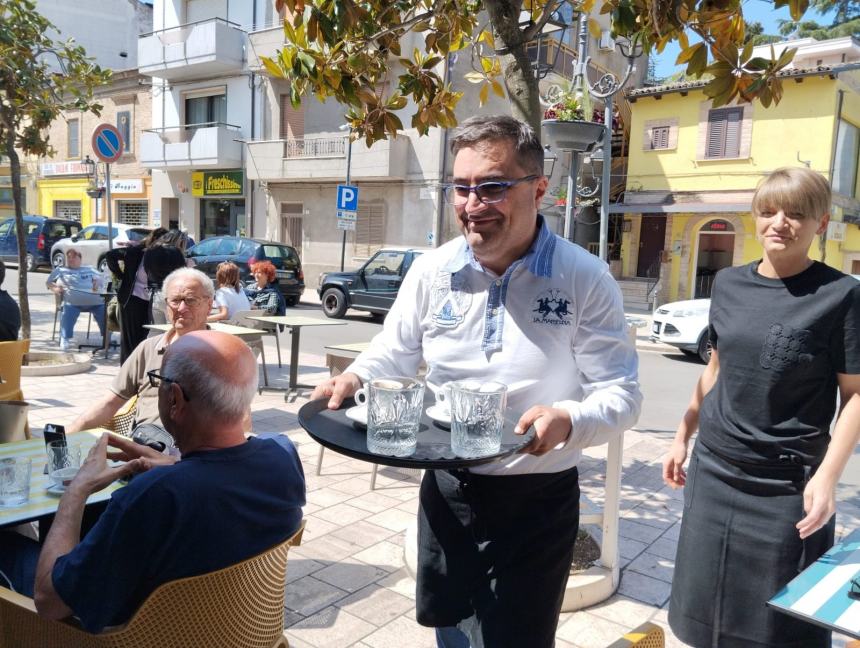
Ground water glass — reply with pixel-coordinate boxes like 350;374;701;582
365;377;425;457
0;457;32;507
47;441;82;488
449;380;508;458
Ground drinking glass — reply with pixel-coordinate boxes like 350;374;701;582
449;380;508;458
0;457;32;507
46;441;82;489
365;377;425;457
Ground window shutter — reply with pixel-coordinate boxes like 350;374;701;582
354;202;385;257
650;126;669;149
723;108;741;158
706;107;743;158
279;95;304;140
706;112;726;158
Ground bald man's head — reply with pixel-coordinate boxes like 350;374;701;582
161;331;258;425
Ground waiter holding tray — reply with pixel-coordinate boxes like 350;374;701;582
312;115;640;648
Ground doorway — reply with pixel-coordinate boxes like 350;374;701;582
693;219;735;298
636;215;666;277
201;199;245;239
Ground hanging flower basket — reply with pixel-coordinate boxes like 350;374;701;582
541;119;605;153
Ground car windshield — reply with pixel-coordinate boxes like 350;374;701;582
127;229;150;242
259;244;299;269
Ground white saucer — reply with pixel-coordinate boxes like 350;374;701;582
345;405;367;426
426;405;451;427
46;483;66;496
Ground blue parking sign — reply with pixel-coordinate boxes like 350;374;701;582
337;185;359;211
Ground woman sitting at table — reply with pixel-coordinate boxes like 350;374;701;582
208;261;250;322
244;260;285;316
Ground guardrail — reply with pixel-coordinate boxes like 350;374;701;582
284;136;348;159
143;122;241;144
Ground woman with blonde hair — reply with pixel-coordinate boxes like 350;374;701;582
665;166;860;647
208;261;250;322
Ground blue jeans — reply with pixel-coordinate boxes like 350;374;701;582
436;627;470;648
0;531;40;596
61;302;105;341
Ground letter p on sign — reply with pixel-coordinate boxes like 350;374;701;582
337;184;359;211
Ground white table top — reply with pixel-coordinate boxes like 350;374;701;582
247;315;347;328
144;322;262;337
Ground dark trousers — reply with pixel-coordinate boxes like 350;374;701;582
416;467;580;648
119;295;150;364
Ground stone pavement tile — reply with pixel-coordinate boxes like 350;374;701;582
556;610;630;647
648;608;689;648
313;558;391;593
377;568;417;601
292;533;361;563
365;508;417;532
661;522;682;541
394;499;420;515
305;473;357;491
283;609;305;628
284;575;349;616
587;594;658;629
314;502;373;526
554;639;578;648
621;500;680;530
647;535;679;561
617;569;672;607
626;551;674;583
328;519;396;547
618;536;649;561
336;583;414;626
374;483;420;502
619;519;664;544
361;614;436;648
329;475;377;496
305;487;354;509
302;502;323;515
286;557;326;584
286;606;376;648
347;490;403;514
301;515;342;542
352;540;405;572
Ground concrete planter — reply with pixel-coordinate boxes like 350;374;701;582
21;351;91;377
541;119;605;153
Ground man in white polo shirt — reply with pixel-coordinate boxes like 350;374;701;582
313;115;641;648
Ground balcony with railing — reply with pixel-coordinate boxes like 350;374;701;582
140;123;243;170
138;18;246;80
246;135;408;181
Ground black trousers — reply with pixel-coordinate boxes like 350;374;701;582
118;296;150;364
416;467;580;648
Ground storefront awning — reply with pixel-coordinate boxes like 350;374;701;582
607;202;751;214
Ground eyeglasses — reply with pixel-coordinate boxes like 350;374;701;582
146;369;191;401
166;295;203;309
442;175;539;206
850;577;860;600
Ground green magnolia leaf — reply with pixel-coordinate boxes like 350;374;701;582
676;42;705;65
746;57;771;71
478;83;489;105
261;56;284;78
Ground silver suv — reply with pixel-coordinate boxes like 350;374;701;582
50;224;151;272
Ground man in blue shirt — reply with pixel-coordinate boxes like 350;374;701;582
46;248;106;350
31;330;305;633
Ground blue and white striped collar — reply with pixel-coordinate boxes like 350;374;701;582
442;214;556;277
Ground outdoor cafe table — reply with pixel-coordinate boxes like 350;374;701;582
245;315;347;395
0;429;121;533
144;322;263;338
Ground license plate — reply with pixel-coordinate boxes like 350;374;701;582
652;322;660;334
276;270;294;279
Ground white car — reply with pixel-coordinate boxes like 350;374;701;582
50;223;151;272
651;298;712;363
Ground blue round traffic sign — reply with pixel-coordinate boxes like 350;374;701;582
91;123;124;163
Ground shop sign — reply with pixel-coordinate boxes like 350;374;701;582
110;179;143;194
40;162;89;176
191;170;244;197
702;219;733;232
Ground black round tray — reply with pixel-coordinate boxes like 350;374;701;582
298;397;534;469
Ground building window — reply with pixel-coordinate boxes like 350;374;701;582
184;92;226;130
117;201;149;226
705;107;743;159
834;119;859;198
650;126;670;150
354;202;385;257
68;119;80;159
54;200;81;220
117;111;131;153
280;202;303;250
642;118;678;151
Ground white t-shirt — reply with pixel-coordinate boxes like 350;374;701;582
214;286;250;319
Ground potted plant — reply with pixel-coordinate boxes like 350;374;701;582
541;87;613;153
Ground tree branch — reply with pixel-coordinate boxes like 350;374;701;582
522;0;564;43
365;0;447;44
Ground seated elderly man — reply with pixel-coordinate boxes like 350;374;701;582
66;267;214;434
46;248;106;351
0;330;306;633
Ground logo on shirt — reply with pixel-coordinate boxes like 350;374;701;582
430;271;470;329
532;289;572;326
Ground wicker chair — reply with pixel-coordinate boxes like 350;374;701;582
606;622;665;648
228;310;273;388
0;339;29;402
0;521;304;648
101;395;138;438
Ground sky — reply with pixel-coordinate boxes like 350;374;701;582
650;0;840;79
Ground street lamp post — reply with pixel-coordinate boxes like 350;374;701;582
339;125;353;272
83;155;105;238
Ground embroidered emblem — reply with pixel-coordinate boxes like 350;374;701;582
532;289;572;326
760;322;813;371
430;271;471;328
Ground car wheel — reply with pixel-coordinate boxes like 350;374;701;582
697;333;712;364
285;296;299;307
25;253;36;272
97;257;108;274
52;251;66;268
321;288;348;319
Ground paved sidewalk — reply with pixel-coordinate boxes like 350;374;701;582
14;288;859;647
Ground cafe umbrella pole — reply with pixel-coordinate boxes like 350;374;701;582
340;133;353;272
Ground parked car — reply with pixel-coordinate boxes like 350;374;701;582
0;215;81;271
50;223;152;272
186;236;304;305
317;247;429;319
650;298;712;363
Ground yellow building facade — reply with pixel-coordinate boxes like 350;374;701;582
616;63;860;304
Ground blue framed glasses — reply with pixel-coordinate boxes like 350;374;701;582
442;174;539;206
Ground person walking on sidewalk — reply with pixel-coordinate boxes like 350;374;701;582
664;167;860;648
313;115;640;648
47;248;106;351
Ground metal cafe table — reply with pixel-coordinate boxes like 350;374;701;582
144;322;263;339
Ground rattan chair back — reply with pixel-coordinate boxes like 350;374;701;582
0;339;28;401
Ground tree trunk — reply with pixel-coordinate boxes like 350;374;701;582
5;133;31;340
484;0;543;138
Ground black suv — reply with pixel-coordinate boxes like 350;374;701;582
186;236;305;305
0;215;81;271
318;247;427;318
